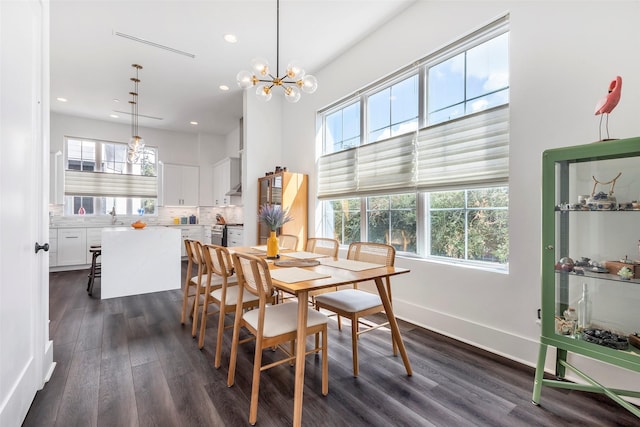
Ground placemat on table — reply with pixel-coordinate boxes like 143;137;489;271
319;259;384;271
286;251;329;260
270;267;331;283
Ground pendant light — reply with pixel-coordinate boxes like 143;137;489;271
127;64;144;163
236;0;318;103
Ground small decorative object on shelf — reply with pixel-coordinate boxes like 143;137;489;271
258;203;293;259
586;172;621;210
582;328;629;350
618;266;634;280
577;283;592;331
594;75;622;141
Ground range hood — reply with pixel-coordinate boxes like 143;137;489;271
226;183;242;196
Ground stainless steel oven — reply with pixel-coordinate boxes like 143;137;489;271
211;224;226;246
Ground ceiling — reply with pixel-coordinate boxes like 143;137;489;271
50;0;415;136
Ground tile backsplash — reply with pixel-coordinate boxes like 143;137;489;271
49;204;245;226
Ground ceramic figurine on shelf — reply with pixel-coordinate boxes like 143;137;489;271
594;75;622;141
586;172;621;210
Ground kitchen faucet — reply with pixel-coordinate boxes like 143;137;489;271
110;206;117;224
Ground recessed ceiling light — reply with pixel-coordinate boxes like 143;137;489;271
110;114;119;118
56;97;67;102
224;34;237;43
190;121;198;125
219;85;229;91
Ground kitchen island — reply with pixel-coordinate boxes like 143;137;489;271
101;226;181;299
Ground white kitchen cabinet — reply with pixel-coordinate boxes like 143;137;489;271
199;164;215;206
213;157;239;207
85;227;103;263
162;163;199;206
49;228;58;267
57;228;87;266
226;226;243;247
179;225;205;257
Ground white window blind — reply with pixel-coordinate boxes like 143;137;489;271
64;170;158;198
317;105;509;199
416;105;509;191
356;132;415;195
317;149;357;198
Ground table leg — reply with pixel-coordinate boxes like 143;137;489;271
374;277;412;376
293;290;309;427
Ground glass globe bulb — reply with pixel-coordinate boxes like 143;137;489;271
236;70;254;89
286;60;305;80
300;74;318;94
251;58;270;76
128;135;145;151
256;85;272;102
284;86;301;103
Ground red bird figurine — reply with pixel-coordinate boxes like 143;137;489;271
594;76;622;140
595;76;622;115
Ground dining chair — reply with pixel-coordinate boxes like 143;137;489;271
278;233;299;251
197;244;260;369
314;242;396;377
227;252;329;426
180;239;217;332
180;239;205;324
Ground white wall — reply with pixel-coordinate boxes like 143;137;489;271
276;0;640;391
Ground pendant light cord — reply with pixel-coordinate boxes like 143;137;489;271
276;0;279;79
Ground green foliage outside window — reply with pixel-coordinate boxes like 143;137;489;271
430;188;508;263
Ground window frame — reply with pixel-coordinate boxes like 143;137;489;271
63;136;159;217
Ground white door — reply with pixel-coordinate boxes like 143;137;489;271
0;1;53;426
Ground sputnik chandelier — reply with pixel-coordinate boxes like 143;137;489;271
236;0;318;102
127;63;144;163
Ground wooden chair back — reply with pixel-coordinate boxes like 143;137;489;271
202;243;234;278
347;242;395;267
232;252;274;306
278;234;299;250
305;237;339;258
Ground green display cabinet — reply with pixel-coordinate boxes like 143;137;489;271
532;136;640;418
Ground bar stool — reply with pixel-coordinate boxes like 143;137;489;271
87;245;101;296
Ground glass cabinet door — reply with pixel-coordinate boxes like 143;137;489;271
541;140;640;369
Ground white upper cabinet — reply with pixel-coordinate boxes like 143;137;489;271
162;163;199;206
200;157;240;207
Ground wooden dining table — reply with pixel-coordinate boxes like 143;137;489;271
230;247;412;427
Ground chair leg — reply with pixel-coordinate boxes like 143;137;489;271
191;288;201;337
249;339;264;425
180;280;192;324
197;294;210;349
351;316;359;377
214;306;226;368
227;304;244;387
322;326;328;395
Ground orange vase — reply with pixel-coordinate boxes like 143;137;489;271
266;230;279;259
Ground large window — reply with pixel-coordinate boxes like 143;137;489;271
64;137;158;216
324;102;360;154
368;75;418;142
428;188;508;263
318;16;509;268
428;32;509;125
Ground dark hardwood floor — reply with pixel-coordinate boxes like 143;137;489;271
23;264;639;426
